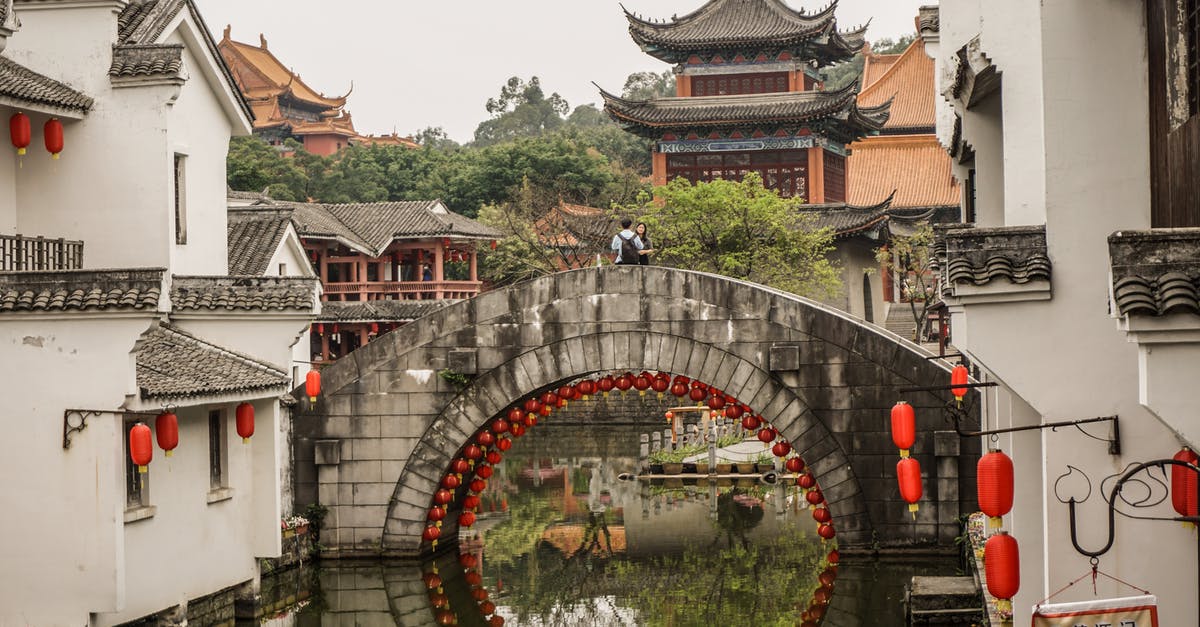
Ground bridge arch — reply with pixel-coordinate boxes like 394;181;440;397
297;266;976;557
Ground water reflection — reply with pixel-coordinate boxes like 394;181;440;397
264;424;958;627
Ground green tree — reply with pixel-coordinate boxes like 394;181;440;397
628;173;842;298
875;222;937;342
473;76;570;146
622;70;676;99
820;54;864;90
872;33;917;55
411;125;460;150
226;136;309;201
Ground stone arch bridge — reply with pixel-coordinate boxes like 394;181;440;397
293;266;977;557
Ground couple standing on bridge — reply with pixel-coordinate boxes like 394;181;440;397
611;218;656;265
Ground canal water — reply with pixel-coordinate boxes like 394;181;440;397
258;423;960;627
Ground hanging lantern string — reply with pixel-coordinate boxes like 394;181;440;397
1033;560;1151;609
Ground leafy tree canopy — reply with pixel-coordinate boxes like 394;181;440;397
474;76;571;147
621;70;676;100
625;173;842;298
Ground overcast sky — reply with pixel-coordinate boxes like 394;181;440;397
196;1;926;143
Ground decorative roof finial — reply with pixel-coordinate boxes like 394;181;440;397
259;33;267;49
222;24;230;41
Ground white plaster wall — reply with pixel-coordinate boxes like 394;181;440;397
1139;344;1200;445
938;0;1198;623
963;95;1004;227
99;397;282;627
0;314;153;625
0;117;14;231
168;32;233;276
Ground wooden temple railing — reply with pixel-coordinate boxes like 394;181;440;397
0;234;84;271
322;280;482;300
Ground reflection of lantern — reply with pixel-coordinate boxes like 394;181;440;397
497;437;512;451
465;571;483;586
818;568;837;587
757;428;775;444
486;450;502;465
785;457;805;473
472;587;489;601
951;364;969;401
510;422;525;438
463;494;480;509
797;473;816;489
470;479;487;493
422;525;441;542
479;600;496;616
772;441;791;457
806;489;824;505
1172;447;1200;519
812;507;831;523
890;401;915;458
897;457;922;518
236;402;254;443
424;572;442;589
476;465;493;479
817;523;836;540
458;511;476;527
130;423;153;472
984;531;1020;612
489;615;505;627
459;553;478;568
827;550;840;565
978;448;1014;528
155;411;178;456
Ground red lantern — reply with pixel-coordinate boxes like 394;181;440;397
897;457;922;518
984;531;1020;611
510;422;525;438
664;411;674;422
817;523;836;540
423;572;443;590
598;376;615;395
797;473;816;489
951;364;969;401
459;553;478;568
463;494;480;509
634;375;651;395
451;458;470;475
459;511;476;527
315;323;324;335
423;525;441;542
977;448;1015;528
812;506;831;523
578;380;596;398
497;437;512;451
155;411;178;457
741;415;761;431
491;418;509;434
476;465;494;479
818;568;837;587
523;398;541;413
470;479;487;493
506;407;522;423
464;571;483;586
479;600;496;616
651;377;669;395
615;374;633;392
1172;446;1199;519
434;489;453;505
442;474;461;490
236;402;254;443
726;404;744;420
486;450;502;465
477;431;496;447
557;385;573;399
785;457;805;473
806;488;824;505
757;428;775;444
538;404;551;417
129;422;152;472
706;394;726;410
490;616;505;627
305;369;321;404
671;382;687;397
428;507;445;522
464;444;482;461
9;112;30;155
827;550;840;565
540;391;556;406
43;118;63;159
890;401;915;458
772;441;791;457
472;587;489;601
688;387;706;403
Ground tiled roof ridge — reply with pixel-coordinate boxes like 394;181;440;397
170;274;318;312
135;322;289;399
941;224;1051;287
154;323;287;377
118;0;185;45
109;43;184;78
316;299;451;322
859;38;923;98
1109;228;1200;317
0;56;95;113
625;0;839;29
220;36;347;108
0;267;164;313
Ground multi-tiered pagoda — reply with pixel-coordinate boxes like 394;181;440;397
602;0;889;202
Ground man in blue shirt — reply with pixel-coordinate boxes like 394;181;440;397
611;218;646;265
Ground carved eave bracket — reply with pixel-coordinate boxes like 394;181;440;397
917;5;939;44
0;0;19;52
944;36;1000;110
935;224;1052;305
1109;228;1200;344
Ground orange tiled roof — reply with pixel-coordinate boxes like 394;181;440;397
857;38;935;131
355;133;420;149
218;33;347;110
847;135;960;207
534;202;609;248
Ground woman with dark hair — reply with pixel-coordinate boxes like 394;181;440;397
635;222;653;266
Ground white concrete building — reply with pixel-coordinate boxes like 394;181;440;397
0;0;319;624
925;1;1200;624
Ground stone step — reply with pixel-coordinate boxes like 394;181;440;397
907;576;982;625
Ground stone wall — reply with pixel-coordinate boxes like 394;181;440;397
293;266;979;556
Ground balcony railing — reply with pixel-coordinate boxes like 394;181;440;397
322;280;482;300
0;234;84;271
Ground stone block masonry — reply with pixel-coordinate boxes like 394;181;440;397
292;266;979;557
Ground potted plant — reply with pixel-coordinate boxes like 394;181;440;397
716;460;734;474
754;453;774;474
663;461;684;475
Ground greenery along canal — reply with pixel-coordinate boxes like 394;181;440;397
265;423;959;626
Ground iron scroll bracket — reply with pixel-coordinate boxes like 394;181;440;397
896;382;1121;453
62;408;162;450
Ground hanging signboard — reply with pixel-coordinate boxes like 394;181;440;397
1032;595;1158;627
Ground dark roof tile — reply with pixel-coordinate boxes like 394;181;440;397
135;323;288;399
170;275;318;311
0;268;162;313
0;56;94;113
940;225;1051;287
317;299;450;322
227;208;293;275
109;43;183;78
1109;228;1200;317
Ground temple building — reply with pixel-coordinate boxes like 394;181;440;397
218;28;417;156
601;0;890;202
229;192;501;363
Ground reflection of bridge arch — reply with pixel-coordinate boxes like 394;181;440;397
296;266;977;556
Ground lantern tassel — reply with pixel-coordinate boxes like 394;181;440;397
995;599;1011;614
909;503;919;519
52;153;60;160
242;437;250;444
989;515;1002;529
138;465;148;474
165;450;173;457
899;448;909;458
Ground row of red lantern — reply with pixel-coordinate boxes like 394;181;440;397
129;403;256;471
798;549;842;625
312;322;396;336
890;401;923;518
9;113;64;159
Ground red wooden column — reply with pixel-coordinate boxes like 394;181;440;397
321;333;330;362
806;146;825;204
469;248;478;282
318;246;329;300
434;244;445;299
